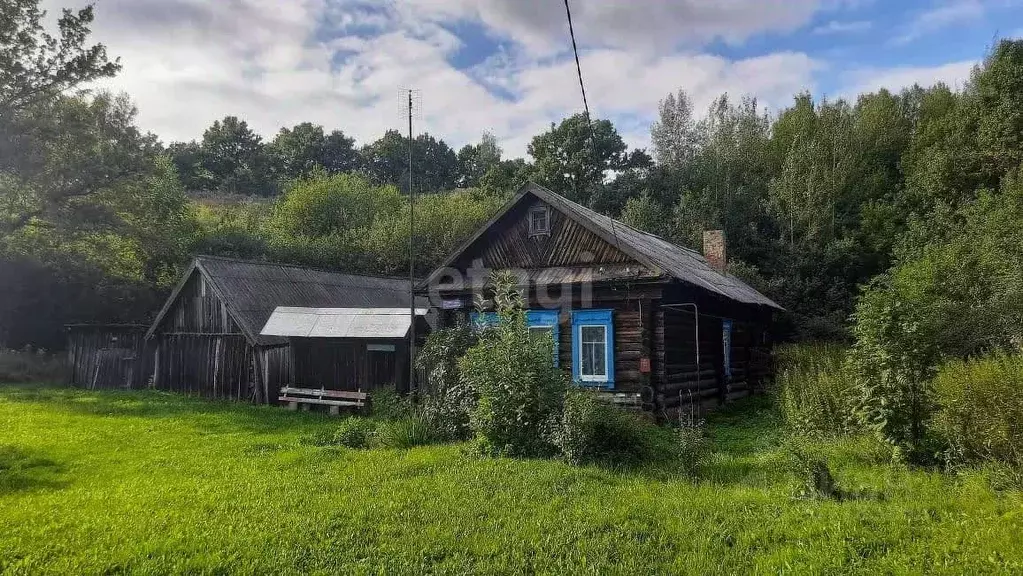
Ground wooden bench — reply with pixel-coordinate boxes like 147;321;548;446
278;387;368;415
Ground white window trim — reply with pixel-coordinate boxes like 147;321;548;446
576;323;609;382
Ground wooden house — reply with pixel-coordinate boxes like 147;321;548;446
145;256;417;403
420;182;783;417
259;307;430;393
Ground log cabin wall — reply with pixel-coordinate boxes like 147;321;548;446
656;283;775;418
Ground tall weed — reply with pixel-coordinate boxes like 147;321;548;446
933;352;1023;468
774;343;858;436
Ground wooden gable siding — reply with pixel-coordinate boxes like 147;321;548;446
162;273;240;335
453;198;636;271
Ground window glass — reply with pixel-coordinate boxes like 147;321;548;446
529;207;549;234
579;325;607;378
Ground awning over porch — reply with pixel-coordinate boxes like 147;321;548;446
260;307;428;339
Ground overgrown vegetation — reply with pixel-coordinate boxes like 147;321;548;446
933;353;1023;469
774;343;857;437
0;348;67;384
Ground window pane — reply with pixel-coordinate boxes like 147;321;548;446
579;325;606;377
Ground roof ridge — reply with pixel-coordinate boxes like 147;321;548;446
528;183;705;257
195;254;417;282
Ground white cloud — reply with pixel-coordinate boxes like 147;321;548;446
812;20;872;35
45;0;828;157
403;0;828;55
840;60;977;97
895;0;986;45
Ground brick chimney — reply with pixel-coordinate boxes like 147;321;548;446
703;230;727;272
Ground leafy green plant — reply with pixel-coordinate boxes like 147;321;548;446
415;326;479;439
545;388;706;471
773;343;858;436
460;272;568;457
369;388;411;420
331;418;377;449
933;352;1023;469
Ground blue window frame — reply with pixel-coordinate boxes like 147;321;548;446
526;309;560;367
571;310;614;388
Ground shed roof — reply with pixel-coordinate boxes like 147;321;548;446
147;256;423;346
260;307;428;339
424;182;782;310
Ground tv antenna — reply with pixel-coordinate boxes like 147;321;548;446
400;88;422;396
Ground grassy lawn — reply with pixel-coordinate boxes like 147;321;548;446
1;384;1021;574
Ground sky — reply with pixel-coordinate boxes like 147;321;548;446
44;0;1023;157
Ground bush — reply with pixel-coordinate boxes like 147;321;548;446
369;388;411;420
415;326;479;439
331;418;377;449
0;348;68;384
933;352;1023;468
377;414;441;449
848;173;1023;459
459;273;568;457
547;389;707;471
774;344;858;437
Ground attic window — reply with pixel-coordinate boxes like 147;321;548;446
529;206;550;236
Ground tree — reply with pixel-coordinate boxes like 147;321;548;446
268;122;327;182
197;116;275;196
456;131;502;188
651;90;702;171
267;123;360;182
0;92;160;237
322;129;360;174
360;130;458;193
0;0;120;118
527;114;632;205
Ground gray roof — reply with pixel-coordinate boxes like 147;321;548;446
148;256;422;346
425;182;782;310
260;307;428;339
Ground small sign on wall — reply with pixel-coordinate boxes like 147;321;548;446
367;343;396;352
441;299;463;310
639;357;651;373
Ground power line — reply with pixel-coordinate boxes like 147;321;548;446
562;0;622;253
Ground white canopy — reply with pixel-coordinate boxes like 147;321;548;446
259;307;427;339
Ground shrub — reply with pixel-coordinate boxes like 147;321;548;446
369;388;411;420
0;348;68;384
774;343;858;437
331;418;377;449
547;389;707;471
848;173;1023;460
377;414;441;449
459;273;568;457
415;326;479;439
933;352;1023;468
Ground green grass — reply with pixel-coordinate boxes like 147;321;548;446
1;384;1022;574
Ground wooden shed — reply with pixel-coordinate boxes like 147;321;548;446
145;256;417;404
66;324;151;390
260;307;430;393
421;182;783;418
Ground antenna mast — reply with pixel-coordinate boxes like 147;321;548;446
403;88;421;396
